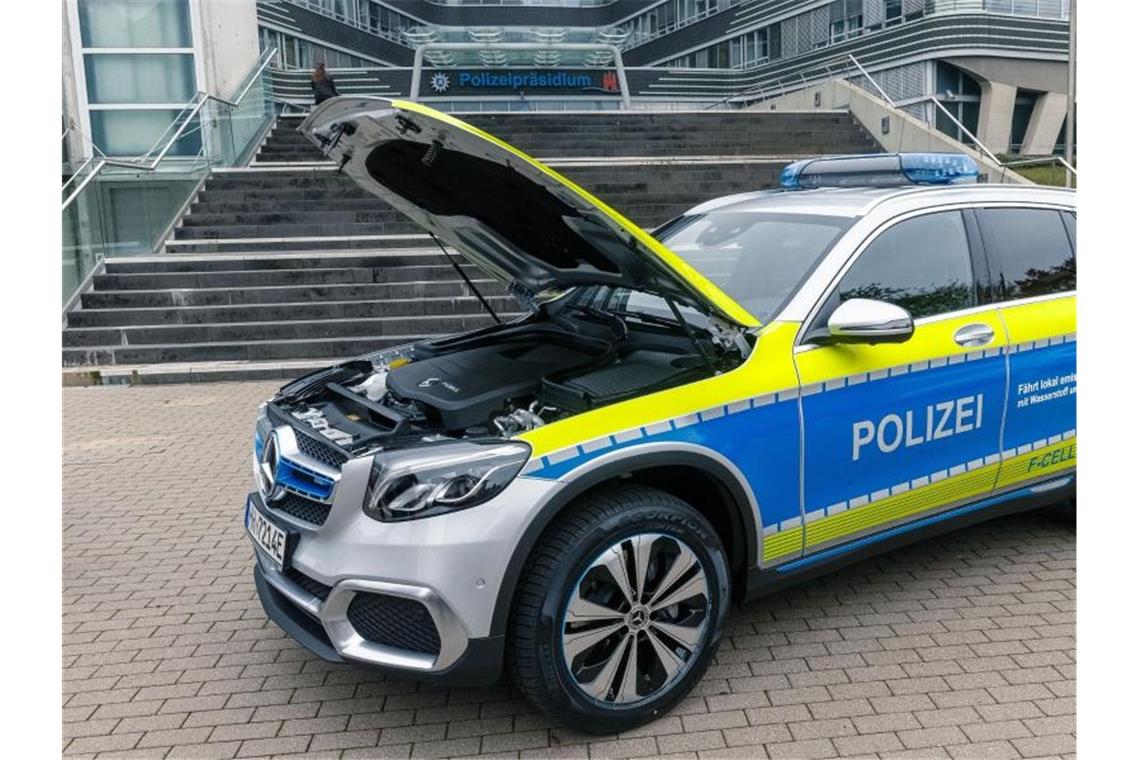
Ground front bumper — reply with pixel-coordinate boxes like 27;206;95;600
246;450;560;681
253;562;505;686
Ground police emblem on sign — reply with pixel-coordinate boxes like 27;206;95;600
430;72;451;93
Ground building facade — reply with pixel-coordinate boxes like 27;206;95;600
255;0;1072;154
63;0;262;161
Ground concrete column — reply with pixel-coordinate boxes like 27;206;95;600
1022;91;1068;156
976;80;1017;155
193;0;260;99
62;1;87;163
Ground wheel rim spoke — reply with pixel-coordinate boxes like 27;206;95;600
582;633;631;701
650;566;707;612
563;620;624;659
648;542;699;607
562;532;711;706
646;627;685;681
616;632;640;703
565;595;625;623
630;535;653;602
600;546;635;605
650;619;703;650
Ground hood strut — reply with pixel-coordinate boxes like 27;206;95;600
430;233;501;324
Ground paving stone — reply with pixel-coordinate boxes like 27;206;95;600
61;382;1077;758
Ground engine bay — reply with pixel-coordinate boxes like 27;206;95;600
270;291;752;456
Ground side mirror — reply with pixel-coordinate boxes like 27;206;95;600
824;298;914;344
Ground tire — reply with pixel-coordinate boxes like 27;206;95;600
508;484;731;734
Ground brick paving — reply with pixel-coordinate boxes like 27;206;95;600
63;382;1076;759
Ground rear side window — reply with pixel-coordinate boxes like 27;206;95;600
979;208;1075;299
836;210;975;319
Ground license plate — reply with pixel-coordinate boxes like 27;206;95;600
246;500;288;570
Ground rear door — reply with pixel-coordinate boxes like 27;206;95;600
793;208;1008;558
977;206;1077;492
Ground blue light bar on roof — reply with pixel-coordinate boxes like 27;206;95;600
779;153;980;190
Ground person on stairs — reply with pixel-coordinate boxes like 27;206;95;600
311;62;339;105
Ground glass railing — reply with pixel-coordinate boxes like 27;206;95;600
62;49;277;307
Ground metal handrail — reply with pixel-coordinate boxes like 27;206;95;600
63;47;277;211
1003;155;1077;174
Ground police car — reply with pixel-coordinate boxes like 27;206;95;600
246;98;1075;733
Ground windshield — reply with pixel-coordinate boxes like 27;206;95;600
654;211;854;323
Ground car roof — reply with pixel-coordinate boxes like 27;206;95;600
686;183;1076;218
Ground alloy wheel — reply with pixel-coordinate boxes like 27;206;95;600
560;532;710;705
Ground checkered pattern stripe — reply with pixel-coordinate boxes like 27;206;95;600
523;334;1074;481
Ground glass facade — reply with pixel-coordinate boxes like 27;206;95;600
77;0;192;47
260;27;382;69
83;53;197;104
666;26;772;69
649;0;1070;72
283;0;419;43
77;0;198;158
934;61;981;146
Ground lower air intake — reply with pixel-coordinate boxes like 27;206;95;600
270;493;330;526
346;592;441;656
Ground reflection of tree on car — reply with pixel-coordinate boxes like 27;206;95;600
839;282;975;320
1010;258;1076;296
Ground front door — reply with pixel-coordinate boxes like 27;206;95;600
793;209;1008;558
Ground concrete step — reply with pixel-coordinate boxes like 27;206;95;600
67;295;514;327
179;210;411;228
63;312;511;347
173;222;415;240
63;333;434;366
93;263;483;290
163;235;433;253
189;197;384;214
102;250;448;273
79;278;503;309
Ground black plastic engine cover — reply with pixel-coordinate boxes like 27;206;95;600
386;342;601;431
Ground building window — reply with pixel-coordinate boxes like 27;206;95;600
83;53;197;105
77;0;192;47
885;0;903;25
933;62;982;146
830;15;863;43
77;0;198;158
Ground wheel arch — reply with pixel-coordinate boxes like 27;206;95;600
490;444;761;636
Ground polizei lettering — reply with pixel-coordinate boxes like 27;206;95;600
852;394;984;461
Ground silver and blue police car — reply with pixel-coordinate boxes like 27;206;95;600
246;98;1075;732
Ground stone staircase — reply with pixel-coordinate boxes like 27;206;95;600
63;251;511;377
254;111;880;164
63;109;881;383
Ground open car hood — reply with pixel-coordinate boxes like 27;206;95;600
298;97;759;328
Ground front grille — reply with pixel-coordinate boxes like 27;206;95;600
294;428;350;467
266;404;350;467
283;566;332;601
269;492;331;526
346;593;442;656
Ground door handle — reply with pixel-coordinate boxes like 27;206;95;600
953;323;995;347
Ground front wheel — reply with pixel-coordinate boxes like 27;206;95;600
508;485;731;733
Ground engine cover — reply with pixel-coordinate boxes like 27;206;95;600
386;342;601;431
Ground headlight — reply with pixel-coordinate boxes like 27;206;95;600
364;440;531;522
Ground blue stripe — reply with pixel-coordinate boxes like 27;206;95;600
775;477;1072;573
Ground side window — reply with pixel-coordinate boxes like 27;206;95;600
980;208;1075;299
836;210;976;319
